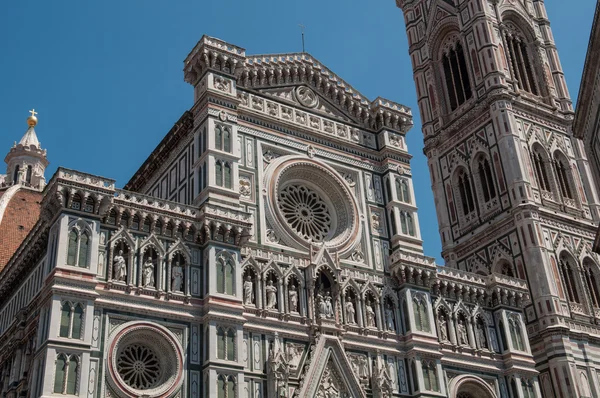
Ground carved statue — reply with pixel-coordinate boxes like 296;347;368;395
244;275;254;305
171;261;183;292
142;258;155;288
438;313;449;342
288;284;298;313
385;304;395;331
366;301;376;328
476;322;488;349
318;291;334;319
324;291;334;319
266;279;278;309
457;318;468;346
113;249;127;282
346;299;356;324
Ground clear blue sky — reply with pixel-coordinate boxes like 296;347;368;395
0;1;595;264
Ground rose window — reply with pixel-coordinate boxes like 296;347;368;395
279;185;332;241
117;344;161;389
108;322;184;398
264;156;361;254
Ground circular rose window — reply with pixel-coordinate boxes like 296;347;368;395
108;322;184;398
265;156;360;254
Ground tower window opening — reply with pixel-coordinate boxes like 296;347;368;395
13;165;20;184
442;42;472;111
505;29;538;95
553;155;573;200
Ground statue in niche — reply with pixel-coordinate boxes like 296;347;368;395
385;303;395;331
287;344;303;369
366;301;376;328
438;313;449;342
244;275;254;305
476;321;488;349
346;298;356;324
288;284;298;313
142;258;155;288
318;290;334;319
457;318;469;346
171;261;183;292
113;249;127;282
265;279;277;309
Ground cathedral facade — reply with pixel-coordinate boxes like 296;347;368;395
396;0;600;396
0;8;561;398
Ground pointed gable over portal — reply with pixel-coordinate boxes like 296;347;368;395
297;335;366;398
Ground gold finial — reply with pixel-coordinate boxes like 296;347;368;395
27;109;38;127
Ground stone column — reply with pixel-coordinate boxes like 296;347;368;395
467;318;476;349
448;314;457;345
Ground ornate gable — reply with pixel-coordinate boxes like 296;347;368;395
258;86;357;124
296;335;366;398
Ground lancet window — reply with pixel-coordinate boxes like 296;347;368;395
456;169;476;215
53;354;78;395
477;157;496;202
217;374;236;398
504;24;538;95
217;327;236;361
59;301;84;339
216;256;235;295
215;125;232;153
215;161;232;189
583;259;600;308
531;147;551;192
553;152;574;200
422;361;439;392
67;229;90;268
559;256;580;304
396;178;411;203
441;41;472;111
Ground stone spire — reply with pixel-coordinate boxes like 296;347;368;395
3;109;49;190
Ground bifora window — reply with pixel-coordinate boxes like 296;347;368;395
441;41;472;111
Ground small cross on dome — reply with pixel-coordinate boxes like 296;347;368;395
29;109;38;118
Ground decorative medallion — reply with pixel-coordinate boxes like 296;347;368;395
295;86;319;108
107;321;184;398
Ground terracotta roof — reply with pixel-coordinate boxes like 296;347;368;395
0;187;42;271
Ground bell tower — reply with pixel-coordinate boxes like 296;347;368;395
3;109;48;190
396;0;600;396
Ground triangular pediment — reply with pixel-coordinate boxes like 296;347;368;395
297;336;366;398
258;86;357;124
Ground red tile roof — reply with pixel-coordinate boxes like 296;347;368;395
0;188;42;271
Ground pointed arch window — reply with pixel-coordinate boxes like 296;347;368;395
224;163;232;188
59;302;85;339
67;229;90;268
505;27;538;95
531;148;551;192
457;169;476;215
477;157;496;202
553;153;574;199
583;260;600;308
396;178;411;203
53;354;79;395
215;125;232;153
216;161;223;187
217;374;236;398
26;165;32;184
217;257;235;295
12;165;20;184
413;297;430;332
442;42;472;111
217;327;236;360
509;316;525;351
422;361;439;392
559;256;580;303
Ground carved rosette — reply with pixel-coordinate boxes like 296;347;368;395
107;321;184;398
264;156;361;255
